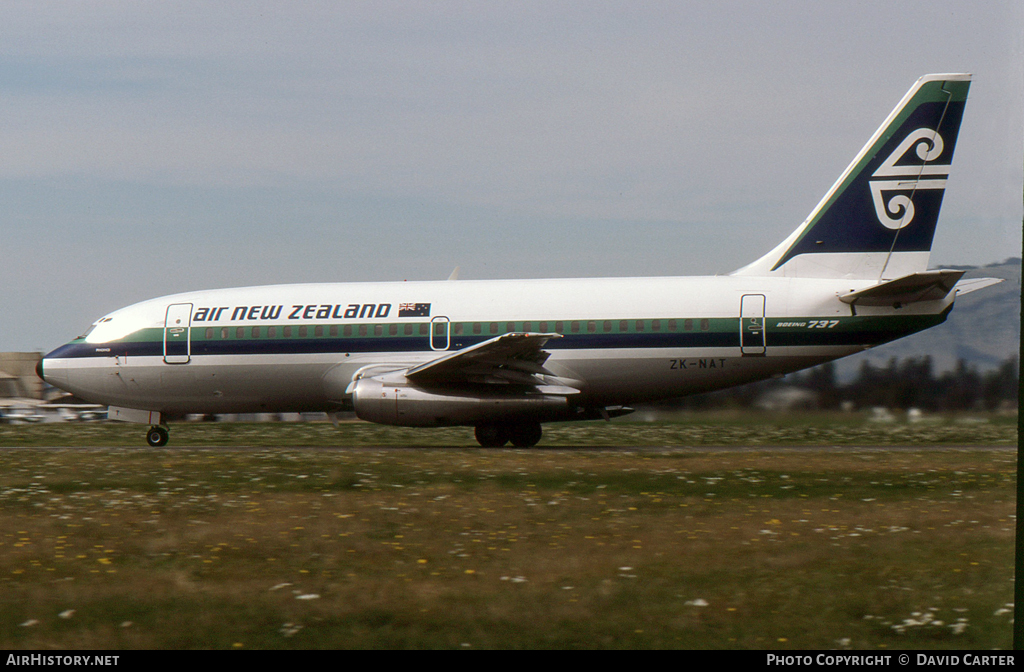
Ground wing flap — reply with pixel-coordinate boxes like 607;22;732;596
406;332;575;389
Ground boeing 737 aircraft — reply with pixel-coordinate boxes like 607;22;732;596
38;74;1001;447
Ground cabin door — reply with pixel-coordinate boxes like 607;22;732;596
430;316;450;351
740;294;766;357
163;303;193;364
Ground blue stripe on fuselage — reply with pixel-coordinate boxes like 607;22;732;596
46;331;741;360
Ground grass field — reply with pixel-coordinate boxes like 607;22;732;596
0;410;1018;448
0;416;1017;649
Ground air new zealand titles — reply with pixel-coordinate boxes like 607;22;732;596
191;302;433;322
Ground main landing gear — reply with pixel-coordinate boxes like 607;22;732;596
146;425;170;447
474;420;543;448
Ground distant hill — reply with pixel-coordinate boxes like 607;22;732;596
834;258;1021;381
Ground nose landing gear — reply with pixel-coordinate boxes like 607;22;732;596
146;426;170;447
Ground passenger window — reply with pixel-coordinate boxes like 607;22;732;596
358;325;367;336
314;326;324;337
330;325;338;337
555;321;563;333
205;328;213;339
221;328;229;339
489;322;498;334
539;321;548;332
571;321;580;333
236;327;244;339
473;323;481;335
700;319;710;331
299;326;308;337
389;324;398;336
343;325;352;337
374;325;383;336
587;321;596;333
635;320;644;332
268;326;277;338
522;321;532;332
506;322;515;333
251;327;260;338
619;320;628;332
283;326;292;337
684;319;693;331
603;320;612;332
453;323;463;335
668;319;677;332
652;320;661;332
419;324;427;336
404;324;413;336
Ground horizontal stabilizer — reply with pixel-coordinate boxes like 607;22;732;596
951;277;1004;297
838;270;965;307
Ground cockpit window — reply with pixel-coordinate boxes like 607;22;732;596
76;317;112;340
84;315;149;344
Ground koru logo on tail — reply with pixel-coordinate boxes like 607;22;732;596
869;128;949;230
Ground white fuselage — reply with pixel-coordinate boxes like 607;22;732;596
40;274;952;418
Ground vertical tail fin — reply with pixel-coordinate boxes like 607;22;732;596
733;74;971;280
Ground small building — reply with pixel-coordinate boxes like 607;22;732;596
0;352;43;400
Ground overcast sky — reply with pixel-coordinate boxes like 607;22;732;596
3;1;1021;352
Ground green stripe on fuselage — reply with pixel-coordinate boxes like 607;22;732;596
73;311;945;353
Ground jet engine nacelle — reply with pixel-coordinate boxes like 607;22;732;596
349;375;570;427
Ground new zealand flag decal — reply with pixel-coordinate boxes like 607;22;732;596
398;303;431;318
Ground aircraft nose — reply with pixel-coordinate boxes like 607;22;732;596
37;346;72;391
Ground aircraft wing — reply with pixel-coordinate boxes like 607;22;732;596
838;270;966;307
405;332;576;390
